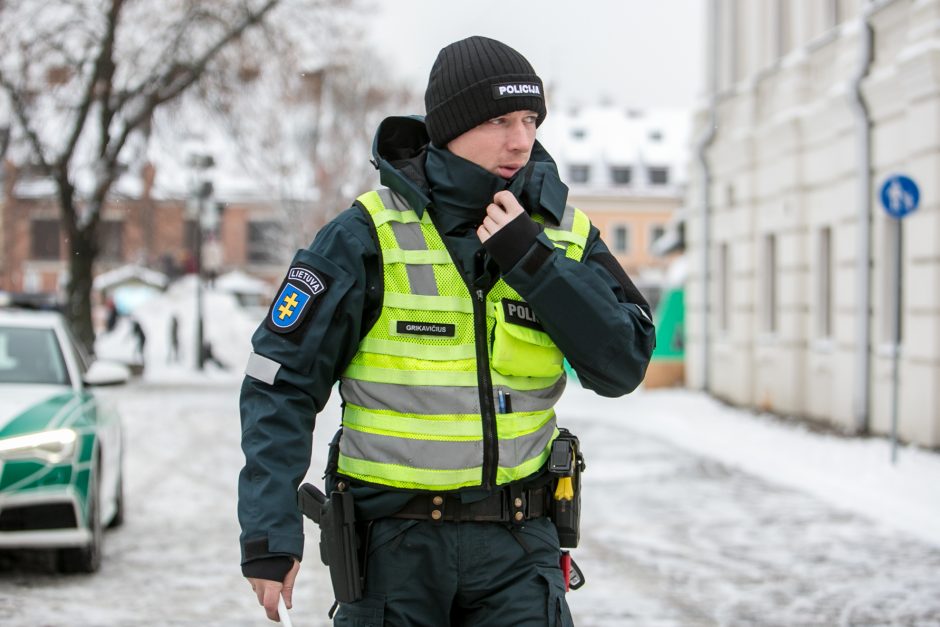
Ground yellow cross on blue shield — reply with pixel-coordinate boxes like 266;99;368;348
270;282;311;331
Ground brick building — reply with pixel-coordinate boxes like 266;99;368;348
0;161;289;299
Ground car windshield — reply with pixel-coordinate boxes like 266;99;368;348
0;326;70;385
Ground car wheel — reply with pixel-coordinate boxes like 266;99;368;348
58;461;102;573
107;470;125;529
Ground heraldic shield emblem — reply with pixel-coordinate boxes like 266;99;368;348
268;265;328;333
270;282;311;331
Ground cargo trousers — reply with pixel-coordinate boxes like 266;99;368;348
333;516;575;626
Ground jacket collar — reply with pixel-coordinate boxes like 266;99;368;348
371;116;569;225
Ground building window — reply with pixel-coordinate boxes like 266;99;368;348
649;225;666;252
247;221;282;264
816;227;833;338
649;130;663;142
648;167;669;186
31;219;61;260
610;167;632;186
762;233;778;333
98;220;124;262
612;225;630;254
719;242;731;332
568;165;590;184
571;128;587;140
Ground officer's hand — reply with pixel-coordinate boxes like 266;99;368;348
478;190;525;243
248;559;300;622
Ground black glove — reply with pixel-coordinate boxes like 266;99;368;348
483;211;542;272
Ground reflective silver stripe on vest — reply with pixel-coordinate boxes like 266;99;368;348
341;428;484;470
389;221;439;296
340;377;566;415
342;379;481;414
245;352;281;385
497;417;557;469
389;220;426;250
376;187;411;214
559;204;577;232
380;189;438;296
341;418;554;471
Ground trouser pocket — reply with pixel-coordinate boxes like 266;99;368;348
536;565;575;627
333;592;385;627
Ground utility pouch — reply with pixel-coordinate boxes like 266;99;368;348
548;428;585;548
297;483;362;603
490;300;564;378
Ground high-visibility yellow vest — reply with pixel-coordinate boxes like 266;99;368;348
337;188;591;491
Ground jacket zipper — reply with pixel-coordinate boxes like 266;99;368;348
474;286;498;490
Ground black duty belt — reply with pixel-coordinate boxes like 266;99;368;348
390;486;550;523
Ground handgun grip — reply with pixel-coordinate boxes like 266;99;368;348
298;483;327;524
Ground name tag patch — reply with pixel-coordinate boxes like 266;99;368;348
502;299;543;331
267;264;329;334
396;321;456;337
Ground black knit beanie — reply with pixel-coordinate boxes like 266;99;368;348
424;36;547;148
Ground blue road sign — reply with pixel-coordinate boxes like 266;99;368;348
880;175;920;219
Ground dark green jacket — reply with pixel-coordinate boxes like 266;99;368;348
238;116;655;578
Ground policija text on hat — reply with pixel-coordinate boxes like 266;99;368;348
238;36;655;625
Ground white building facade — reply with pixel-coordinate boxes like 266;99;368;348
688;0;940;446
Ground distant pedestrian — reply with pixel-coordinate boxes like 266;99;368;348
168;315;180;363
131;318;146;363
105;298;118;332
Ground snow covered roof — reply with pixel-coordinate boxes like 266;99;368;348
93;265;169;291
214;270;270;295
538;104;692;193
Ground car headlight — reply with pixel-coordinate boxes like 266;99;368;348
0;428;79;464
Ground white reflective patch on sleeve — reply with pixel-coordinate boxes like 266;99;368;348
635;304;652;321
245;352;281;385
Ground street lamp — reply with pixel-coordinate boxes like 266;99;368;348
187;153;215;370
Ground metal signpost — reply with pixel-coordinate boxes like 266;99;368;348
878;174;919;464
187;153;215;370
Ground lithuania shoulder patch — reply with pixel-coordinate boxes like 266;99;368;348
267;265;329;334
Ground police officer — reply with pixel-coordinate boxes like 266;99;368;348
239;36;655;625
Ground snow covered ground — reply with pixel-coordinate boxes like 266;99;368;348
1;279;939;626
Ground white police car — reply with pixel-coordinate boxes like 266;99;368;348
0;308;127;572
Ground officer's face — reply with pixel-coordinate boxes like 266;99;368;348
447;110;538;179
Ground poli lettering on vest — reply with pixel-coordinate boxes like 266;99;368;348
267;265;328;334
502;299;544;331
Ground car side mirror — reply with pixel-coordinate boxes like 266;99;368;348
83;360;131;386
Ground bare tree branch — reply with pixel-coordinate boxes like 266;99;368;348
58;0;123;173
0;0;353;350
0;69;52;175
104;0;281;166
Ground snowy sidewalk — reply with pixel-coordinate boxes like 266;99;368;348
558;385;940;548
560;385;940;626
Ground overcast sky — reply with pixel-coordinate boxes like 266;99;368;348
363;0;705;112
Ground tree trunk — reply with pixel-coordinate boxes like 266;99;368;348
66;223;98;355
